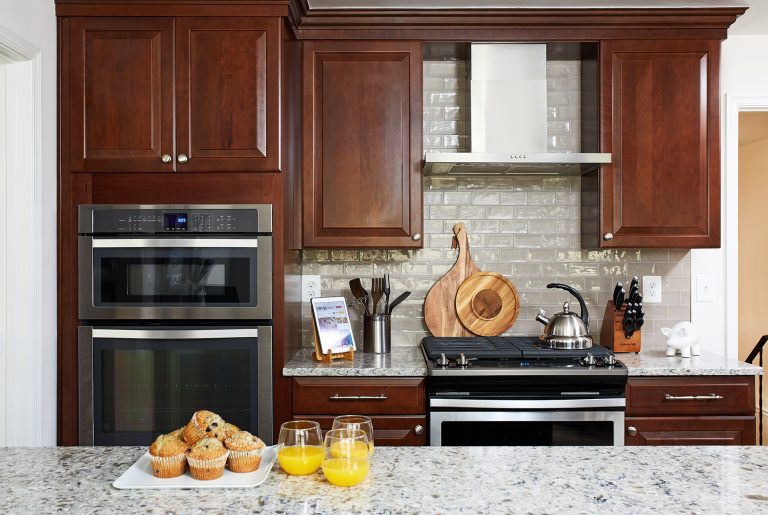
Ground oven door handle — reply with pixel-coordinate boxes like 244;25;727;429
429;398;626;409
91;238;258;248
90;328;261;339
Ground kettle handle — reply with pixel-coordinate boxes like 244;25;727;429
546;283;589;328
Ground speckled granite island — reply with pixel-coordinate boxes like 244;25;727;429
5;446;768;513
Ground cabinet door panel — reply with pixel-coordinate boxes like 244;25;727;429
303;40;422;248
625;416;755;445
592;40;720;248
176;17;280;172
70;17;174;172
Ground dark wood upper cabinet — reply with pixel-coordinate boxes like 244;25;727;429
583;39;720;248
302;40;423;248
68;16;280;173
69;17;174;172
175;17;280;172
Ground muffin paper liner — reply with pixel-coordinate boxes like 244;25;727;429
227;448;263;473
149;453;186;478
187;451;230;480
182;413;208;446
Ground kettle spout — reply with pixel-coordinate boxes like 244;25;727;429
535;308;550;326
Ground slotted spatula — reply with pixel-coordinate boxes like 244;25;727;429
349;278;370;315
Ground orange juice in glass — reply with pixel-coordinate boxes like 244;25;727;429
332;415;374;456
277;420;323;475
322;428;371;487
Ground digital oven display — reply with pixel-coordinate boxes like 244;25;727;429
164;213;188;231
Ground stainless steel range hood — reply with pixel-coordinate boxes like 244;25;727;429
423;44;611;176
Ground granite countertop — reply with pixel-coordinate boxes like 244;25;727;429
283;346;761;378
283;346;427;377
6;446;768;513
620;350;763;376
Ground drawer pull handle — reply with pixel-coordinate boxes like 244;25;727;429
627;426;638;437
664;393;724;401
329;394;388;401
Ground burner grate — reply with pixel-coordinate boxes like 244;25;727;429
421;336;614;361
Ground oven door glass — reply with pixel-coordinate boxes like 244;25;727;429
431;411;623;446
92;240;257;307
87;329;271;446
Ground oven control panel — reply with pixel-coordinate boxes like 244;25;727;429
81;206;271;234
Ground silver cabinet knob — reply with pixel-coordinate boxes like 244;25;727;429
161;154;172;163
603;232;614;241
177;154;189;164
627;426;638;437
412;233;421;241
414;425;424;435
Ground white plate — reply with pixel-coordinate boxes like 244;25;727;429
113;445;278;489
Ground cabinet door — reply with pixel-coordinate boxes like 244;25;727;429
69;18;174;172
175;17;280;172
625;416;755;445
295;416;427;446
302;40;423;248
589;40;720;248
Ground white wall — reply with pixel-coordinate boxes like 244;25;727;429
691;34;768;359
0;0;57;445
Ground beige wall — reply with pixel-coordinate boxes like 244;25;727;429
737;112;768;443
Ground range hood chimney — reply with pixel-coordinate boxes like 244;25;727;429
424;43;611;176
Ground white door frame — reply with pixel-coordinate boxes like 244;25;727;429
724;95;768;360
0;25;47;446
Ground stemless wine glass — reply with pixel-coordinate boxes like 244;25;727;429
277;420;323;475
322;428;371;487
332;415;375;456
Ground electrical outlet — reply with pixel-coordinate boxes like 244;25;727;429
696;274;716;302
301;275;321;302
643;275;662;304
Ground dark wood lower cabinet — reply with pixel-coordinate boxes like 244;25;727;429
625;376;757;446
625;416;755;445
292;377;426;446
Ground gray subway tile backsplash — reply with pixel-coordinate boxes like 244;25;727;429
298;58;690;352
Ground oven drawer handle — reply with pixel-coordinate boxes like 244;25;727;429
91;238;258;248
664;393;724;401
329;394;388;401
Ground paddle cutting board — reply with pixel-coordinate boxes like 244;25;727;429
423;223;479;337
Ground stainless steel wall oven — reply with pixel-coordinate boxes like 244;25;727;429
77;205;274;446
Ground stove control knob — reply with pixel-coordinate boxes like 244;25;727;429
457;352;469;367
603;354;616;366
583;353;596;366
437;353;449;367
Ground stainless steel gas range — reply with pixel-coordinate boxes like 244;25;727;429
422;336;628;446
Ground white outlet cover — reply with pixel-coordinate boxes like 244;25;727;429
696;274;717;302
642;275;662;304
301;275;321;302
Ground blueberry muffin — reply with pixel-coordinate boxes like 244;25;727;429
186;437;229;480
183;410;226;445
223;422;241;440
224;431;266;473
148;432;189;478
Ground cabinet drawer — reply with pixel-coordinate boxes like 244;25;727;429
625;416;756;445
292;378;425;415
626;376;755;416
293;415;427;446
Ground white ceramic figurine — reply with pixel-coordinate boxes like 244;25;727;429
661;321;701;358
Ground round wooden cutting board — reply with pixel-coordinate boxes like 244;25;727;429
423;223;479;337
455;272;520;336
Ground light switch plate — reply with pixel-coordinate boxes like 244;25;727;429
696;274;716;302
301;275;321;302
643;275;662;303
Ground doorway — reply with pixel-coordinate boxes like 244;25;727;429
737;111;768;445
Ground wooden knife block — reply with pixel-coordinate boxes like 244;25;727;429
600;301;641;353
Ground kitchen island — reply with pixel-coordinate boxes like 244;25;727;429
4;446;768;513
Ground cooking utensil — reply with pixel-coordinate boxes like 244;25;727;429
633;292;643;306
634;317;645;332
612;283;623;306
623;309;635;339
349;279;370;316
615;289;625;310
388;291;411;314
370;278;383;315
535;283;592;349
629;276;639;291
455;272;520;336
384;273;391;314
424;223;479;337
